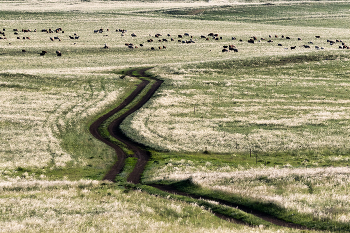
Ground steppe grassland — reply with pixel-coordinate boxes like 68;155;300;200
119;6;350;155
2;1;337;178
1;0;350;231
0;71;137;178
0;2;300;232
118;2;350;227
0;2;254;175
122;51;350;154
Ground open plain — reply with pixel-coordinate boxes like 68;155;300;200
1;0;350;232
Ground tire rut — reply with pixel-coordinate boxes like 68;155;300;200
89;68;311;230
89;68;162;183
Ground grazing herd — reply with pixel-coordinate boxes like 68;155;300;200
1;26;349;56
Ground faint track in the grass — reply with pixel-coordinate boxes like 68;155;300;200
89;68;163;183
151;184;310;230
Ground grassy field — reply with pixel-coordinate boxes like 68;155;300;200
1;0;350;232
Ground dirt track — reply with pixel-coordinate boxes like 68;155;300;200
89;68;311;230
89;68;162;183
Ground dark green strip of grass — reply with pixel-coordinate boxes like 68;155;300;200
115;157;138;183
125;183;273;228
159;178;350;232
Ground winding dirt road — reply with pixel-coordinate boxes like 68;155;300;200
89;68;311;230
89;68;162;183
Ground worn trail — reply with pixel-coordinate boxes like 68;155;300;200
89;68;311;230
89;68;162;183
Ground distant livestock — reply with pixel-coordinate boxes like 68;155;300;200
39;51;47;56
69;35;79;39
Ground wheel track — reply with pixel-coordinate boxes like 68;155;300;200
89;68;312;230
89;68;162;182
